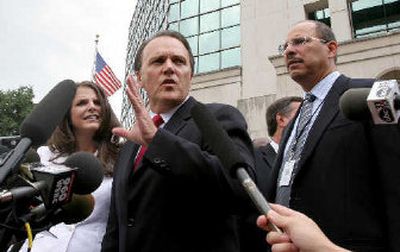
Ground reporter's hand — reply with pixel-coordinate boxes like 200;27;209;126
257;204;349;252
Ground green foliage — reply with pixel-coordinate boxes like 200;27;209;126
0;86;34;136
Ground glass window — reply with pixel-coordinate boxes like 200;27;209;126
200;11;220;33
194;56;199;73
199;31;220;54
221;47;240;68
187;36;199;56
222;0;240;7
200;0;220;13
308;7;330;26
168;3;180;22
170;0;179;3
198;53;220;72
221;5;240;27
180;17;199;37
168;22;179;32
221;25;240;49
181;0;199;19
351;0;400;38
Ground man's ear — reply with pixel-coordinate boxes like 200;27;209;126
136;71;143;88
276;113;286;127
327;40;338;60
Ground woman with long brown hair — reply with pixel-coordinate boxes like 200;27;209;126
17;81;121;252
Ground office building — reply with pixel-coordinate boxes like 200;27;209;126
122;0;400;138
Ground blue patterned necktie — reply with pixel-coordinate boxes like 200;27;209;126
276;93;316;206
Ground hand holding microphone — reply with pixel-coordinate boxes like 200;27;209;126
257;204;349;252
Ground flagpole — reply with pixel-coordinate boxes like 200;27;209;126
92;34;100;82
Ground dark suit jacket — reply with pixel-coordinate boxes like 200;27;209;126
101;97;255;252
239;143;276;252
266;75;400;251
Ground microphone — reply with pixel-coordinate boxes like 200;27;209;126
30;194;95;225
0;80;77;184
340;80;400;124
191;102;281;233
0;152;103;209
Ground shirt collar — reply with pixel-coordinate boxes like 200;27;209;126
307;71;340;101
149;96;190;126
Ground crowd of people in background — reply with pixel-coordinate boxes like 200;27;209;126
2;19;400;252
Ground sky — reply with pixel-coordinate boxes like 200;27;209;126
0;0;137;118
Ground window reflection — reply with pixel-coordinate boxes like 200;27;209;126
181;0;199;19
199;53;220;72
168;3;179;22
180;17;199;37
222;5;240;27
200;12;220;33
167;0;241;74
222;26;240;49
199;31;220;54
351;0;400;38
221;48;240;68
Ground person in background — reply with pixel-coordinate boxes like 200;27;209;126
16;81;121;252
265;20;400;251
101;30;254;252
239;96;301;252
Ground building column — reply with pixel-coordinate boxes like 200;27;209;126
329;0;352;42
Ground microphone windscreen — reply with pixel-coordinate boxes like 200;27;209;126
61;194;95;224
63;152;104;195
339;88;371;121
191;102;246;177
20;80;77;147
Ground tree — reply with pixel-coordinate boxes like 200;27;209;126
0;86;34;136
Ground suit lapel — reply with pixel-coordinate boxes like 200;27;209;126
297;75;350;170
134;97;196;172
163;96;196;135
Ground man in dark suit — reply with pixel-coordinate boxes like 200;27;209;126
239;96;301;252
101;30;254;252
265;20;400;251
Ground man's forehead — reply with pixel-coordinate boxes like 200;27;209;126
143;36;189;58
287;22;316;39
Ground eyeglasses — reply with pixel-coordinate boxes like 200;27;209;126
278;36;328;54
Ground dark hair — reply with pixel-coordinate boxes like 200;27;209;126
266;96;303;137
134;30;195;75
47;81;121;176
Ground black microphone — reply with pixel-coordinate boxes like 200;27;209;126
30;194;95;225
191;102;281;233
63;151;104;195
0;152;103;209
0;80;77;184
340;80;400;123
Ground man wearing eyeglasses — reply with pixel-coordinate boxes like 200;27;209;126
264;20;400;251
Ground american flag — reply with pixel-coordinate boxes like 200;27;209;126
94;52;121;96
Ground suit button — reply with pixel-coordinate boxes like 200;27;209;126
127;218;135;227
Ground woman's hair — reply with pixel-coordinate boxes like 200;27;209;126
47;81;121;176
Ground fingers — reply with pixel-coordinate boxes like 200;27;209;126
271;243;299;252
270;203;296;216
256;215;268;231
267;231;291;244
126;75;146;114
112;127;130;139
